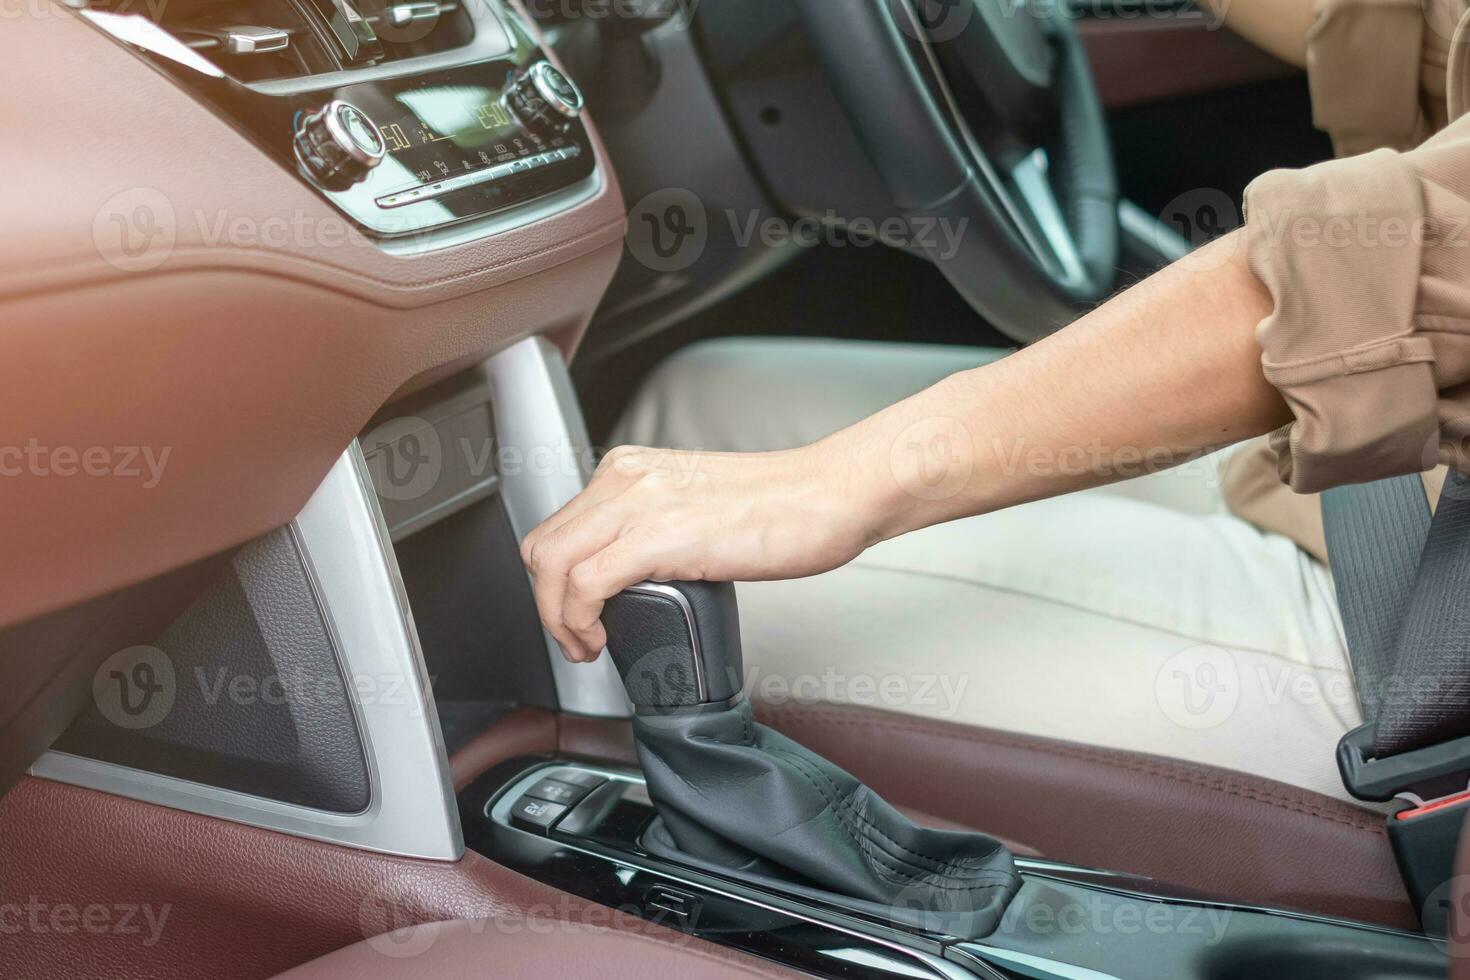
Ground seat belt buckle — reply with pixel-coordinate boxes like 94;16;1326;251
1338;723;1470;937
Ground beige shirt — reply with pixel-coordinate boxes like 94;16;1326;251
1226;0;1470;555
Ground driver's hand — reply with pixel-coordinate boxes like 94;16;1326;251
520;443;876;662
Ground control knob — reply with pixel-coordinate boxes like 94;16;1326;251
504;61;585;138
293;100;386;191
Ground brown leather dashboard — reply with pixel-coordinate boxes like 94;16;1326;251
0;8;626;632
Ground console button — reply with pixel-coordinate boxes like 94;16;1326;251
509;795;568;834
503;61;584;139
547;767;605;789
526;777;591;807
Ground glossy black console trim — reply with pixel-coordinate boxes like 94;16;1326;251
462;756;1448;980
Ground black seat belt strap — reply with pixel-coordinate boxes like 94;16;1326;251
1375;470;1470;756
1321;474;1432;725
1327;470;1470;935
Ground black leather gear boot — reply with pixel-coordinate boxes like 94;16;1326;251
601;580;1020;939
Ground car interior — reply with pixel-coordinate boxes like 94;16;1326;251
4;0;1467;977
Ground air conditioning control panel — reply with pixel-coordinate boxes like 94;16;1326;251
79;0;598;240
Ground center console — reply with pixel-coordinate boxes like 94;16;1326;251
455;576;1447;980
463;758;1447;980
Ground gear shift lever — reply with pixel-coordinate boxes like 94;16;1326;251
601;581;744;709
602;581;1020;939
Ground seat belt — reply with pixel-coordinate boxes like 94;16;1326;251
1374;471;1470;755
1321;474;1431;726
1324;470;1470;935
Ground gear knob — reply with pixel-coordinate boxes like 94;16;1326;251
602;581;744;709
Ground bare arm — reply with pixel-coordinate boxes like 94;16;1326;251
521;234;1291;662
1198;0;1317;67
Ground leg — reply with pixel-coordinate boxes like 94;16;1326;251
612;337;1354;799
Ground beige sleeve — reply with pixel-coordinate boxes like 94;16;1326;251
1243;112;1470;494
1305;0;1435;155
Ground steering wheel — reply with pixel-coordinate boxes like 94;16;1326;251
792;0;1119;342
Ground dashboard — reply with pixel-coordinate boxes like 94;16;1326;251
0;0;626;790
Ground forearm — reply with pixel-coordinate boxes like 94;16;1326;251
839;232;1291;543
522;233;1291;661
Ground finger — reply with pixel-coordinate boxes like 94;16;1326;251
519;448;646;571
562;530;671;660
526;500;629;661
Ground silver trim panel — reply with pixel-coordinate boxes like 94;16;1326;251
31;443;464;861
485;337;632;718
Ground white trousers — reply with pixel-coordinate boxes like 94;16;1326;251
612;337;1360;802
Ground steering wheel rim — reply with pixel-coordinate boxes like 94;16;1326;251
791;0;1119;343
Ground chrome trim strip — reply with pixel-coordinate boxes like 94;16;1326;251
374;168;603;255
484;338;632;718
31;443;464;861
374;145;581;209
623;582;707;703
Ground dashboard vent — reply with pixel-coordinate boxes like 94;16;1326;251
85;0;475;81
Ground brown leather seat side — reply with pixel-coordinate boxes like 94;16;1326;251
272;918;798;980
755;701;1414;930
